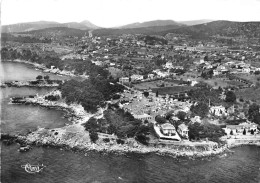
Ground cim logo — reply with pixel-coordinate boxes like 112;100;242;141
21;163;46;173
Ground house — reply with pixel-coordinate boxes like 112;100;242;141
190;80;198;86
242;67;250;73
210;106;226;116
148;74;155;79
223;122;258;135
213;69;221;76
177;124;189;139
153;123;181;141
165;61;173;69
119;77;130;84
223;125;244;135
190;116;201;123
133;114;152;121
239;122;258;132
131;74;144;81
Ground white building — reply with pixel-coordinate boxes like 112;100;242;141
210;106;226;116
131;74;144;81
133;114;152;121
119;77;130;84
165;61;173;69
177;124;189;139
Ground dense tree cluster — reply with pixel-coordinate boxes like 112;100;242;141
60;77;125;113
188;87;222;105
190;102;209;118
143;35;168;45
1;33;51;44
84;107;151;145
188;122;225;143
1;48;109;77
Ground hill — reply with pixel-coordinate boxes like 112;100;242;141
1;20;100;33
118;20;183;29
80;20;100;29
18;27;88;38
178;19;214;26
159;20;260;39
93;24;184;36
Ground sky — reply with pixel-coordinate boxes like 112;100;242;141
1;0;260;27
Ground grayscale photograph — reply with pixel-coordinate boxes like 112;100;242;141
0;0;260;182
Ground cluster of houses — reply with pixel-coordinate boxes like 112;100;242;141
223;122;259;135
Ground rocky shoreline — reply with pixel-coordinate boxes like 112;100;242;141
2;90;230;158
4;90;260;158
2;80;61;88
3;59;88;78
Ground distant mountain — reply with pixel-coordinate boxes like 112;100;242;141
19;27;88;38
118;20;184;29
1;20;100;33
93;24;185;37
178;19;214;26
80;20;100;29
159;20;260;39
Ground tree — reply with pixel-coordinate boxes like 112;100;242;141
36;75;43;80
84;117;100;131
230;130;233;135
89;130;99;143
143;91;149;97
190;102;209;118
225;91;236;103
204;55;209;61
155;115;167;124
135;125;150;145
107;124;117;134
188;122;225;142
243;128;246;135
177;111;186;121
43;75;50;80
248;103;260;125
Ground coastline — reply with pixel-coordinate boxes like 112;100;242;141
1;80;61;88
3;90;232;158
2;59;89;78
3;90;260;158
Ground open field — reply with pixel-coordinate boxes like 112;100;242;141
133;80;164;90
234;73;260;84
235;87;260;104
200;78;229;88
151;86;193;95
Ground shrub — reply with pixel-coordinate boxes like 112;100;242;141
230;130;233;135
44;95;60;101
116;139;125;144
36;75;43;80
103;138;110;143
155;115;167;124
89;130;99;143
44;75;50;80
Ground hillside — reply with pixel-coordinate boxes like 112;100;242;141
1;20;100;33
80;20;100;29
118;20;183;29
159;20;260;39
93;24;184;36
18;27;88;38
178;19;214;26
